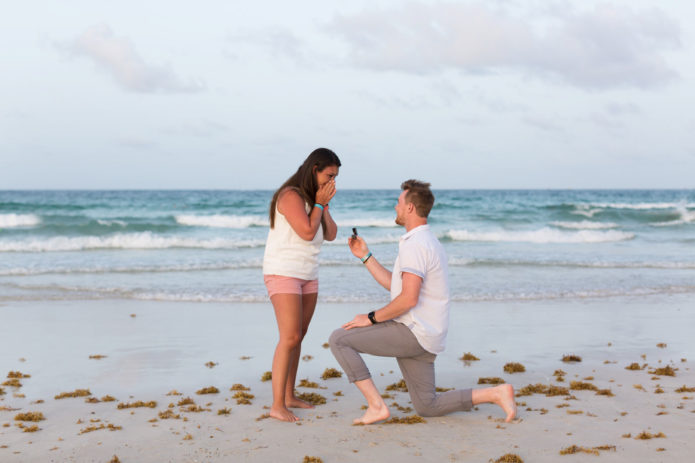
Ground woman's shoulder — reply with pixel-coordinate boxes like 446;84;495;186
277;187;307;214
277;187;306;204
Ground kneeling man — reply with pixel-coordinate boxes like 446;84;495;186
329;180;517;425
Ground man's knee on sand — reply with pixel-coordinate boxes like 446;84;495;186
408;391;441;417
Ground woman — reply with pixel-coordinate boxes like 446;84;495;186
263;148;340;422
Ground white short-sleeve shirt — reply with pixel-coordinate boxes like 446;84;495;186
391;224;450;354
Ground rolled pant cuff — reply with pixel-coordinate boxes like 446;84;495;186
462;388;473;411
348;372;372;383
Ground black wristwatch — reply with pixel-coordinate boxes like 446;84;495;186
368;311;377;324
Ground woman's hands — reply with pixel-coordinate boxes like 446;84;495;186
315;179;336;206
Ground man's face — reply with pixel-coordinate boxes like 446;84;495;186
394;190;408;226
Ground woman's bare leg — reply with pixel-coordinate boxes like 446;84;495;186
269;293;303;422
285;292;317;409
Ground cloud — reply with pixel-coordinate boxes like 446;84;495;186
226;27;309;64
327;2;681;89
61;24;204;93
161;119;230;138
604;102;641;115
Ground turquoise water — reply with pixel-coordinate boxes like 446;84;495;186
1;190;694;303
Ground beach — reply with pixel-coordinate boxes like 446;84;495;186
2;294;694;462
2;189;694;461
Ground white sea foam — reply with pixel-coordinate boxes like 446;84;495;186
651;204;695;227
570;205;603;218
461;258;695;269
176;214;269;228
335;218;399;228
0;232;265;252
451;285;695;302
445;227;634;244
0;214;41;228
589;202;695;210
97;219;127;227
0;260;265;276
550;220;619;230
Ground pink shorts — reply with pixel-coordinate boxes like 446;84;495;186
263;275;319;298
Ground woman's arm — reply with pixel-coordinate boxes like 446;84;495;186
277;189;324;241
322;205;338;241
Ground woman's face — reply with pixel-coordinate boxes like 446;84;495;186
315;165;339;186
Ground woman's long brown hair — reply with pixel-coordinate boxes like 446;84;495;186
269;148;341;234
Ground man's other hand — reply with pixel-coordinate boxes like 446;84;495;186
342;314;372;330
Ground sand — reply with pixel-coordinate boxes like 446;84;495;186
1;294;694;462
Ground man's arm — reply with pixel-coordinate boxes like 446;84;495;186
348;236;391;290
342;272;422;330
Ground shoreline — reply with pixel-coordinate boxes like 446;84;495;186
1;295;694;461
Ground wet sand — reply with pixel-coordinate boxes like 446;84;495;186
1;295;694;462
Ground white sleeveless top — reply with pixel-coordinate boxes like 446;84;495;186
262;201;323;280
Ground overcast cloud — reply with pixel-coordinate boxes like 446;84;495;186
329;2;681;89
1;0;693;189
61;24;204;94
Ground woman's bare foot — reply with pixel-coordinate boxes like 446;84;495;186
353;403;390;425
269;405;299;422
286;396;315;409
496;384;517;422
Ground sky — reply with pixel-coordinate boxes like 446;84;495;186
1;0;694;189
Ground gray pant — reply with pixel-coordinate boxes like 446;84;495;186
329;320;473;417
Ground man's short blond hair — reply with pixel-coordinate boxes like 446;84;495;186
401;179;434;218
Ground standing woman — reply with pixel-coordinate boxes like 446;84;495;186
263;148;340;422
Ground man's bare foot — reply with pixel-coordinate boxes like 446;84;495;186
286;396;315;409
496;384;517;422
353;403;390;425
269;405;299;422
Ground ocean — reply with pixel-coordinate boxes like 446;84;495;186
1;189;694;305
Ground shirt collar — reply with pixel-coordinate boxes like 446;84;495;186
400;224;430;241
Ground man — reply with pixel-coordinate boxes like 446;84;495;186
329;180;517;425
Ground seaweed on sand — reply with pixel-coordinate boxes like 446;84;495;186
196;386;219;394
559;445;615;456
295;392;326;405
298;379;319;388
649;366;676;377
385;379;408;392
14;412;44;422
384;415;426;424
492;454;524;463
233;391;255;405
503;363;526;374
158;410;181;420
321;368;342;380
117;401;156;409
569;381;598;391
55;389;91;399
479;378;505;385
